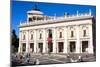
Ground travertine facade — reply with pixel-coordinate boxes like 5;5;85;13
18;8;94;54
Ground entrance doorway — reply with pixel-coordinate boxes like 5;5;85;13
22;43;26;52
48;42;53;52
82;41;88;52
58;42;64;52
69;41;76;52
30;43;34;52
38;43;43;53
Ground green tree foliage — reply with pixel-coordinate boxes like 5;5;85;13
11;29;19;53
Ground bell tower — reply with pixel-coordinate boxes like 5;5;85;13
27;4;44;22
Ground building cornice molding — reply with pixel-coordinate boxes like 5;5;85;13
19;16;93;28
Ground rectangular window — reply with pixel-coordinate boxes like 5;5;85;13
70;41;76;52
83;30;86;37
82;41;88;52
59;32;62;38
30;43;34;52
71;31;74;37
31;34;33;40
23;35;25;40
40;33;42;39
49;29;52;38
22;43;26;52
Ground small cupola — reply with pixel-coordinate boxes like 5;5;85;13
27;4;44;22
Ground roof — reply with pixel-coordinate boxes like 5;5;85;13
19;14;93;28
27;10;44;15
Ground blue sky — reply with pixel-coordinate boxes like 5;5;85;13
11;1;96;37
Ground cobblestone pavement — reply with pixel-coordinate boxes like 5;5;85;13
11;53;96;66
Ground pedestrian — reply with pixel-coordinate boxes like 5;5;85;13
19;55;23;63
35;59;39;65
78;55;81;62
66;54;70;58
25;57;30;64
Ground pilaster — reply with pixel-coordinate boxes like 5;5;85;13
52;28;57;53
76;25;81;53
63;26;68;53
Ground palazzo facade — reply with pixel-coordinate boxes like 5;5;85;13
18;8;94;54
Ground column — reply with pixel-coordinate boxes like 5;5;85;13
34;29;37;53
26;30;29;53
80;41;82;53
18;31;22;53
63;26;68;53
18;42;22;53
88;24;93;54
52;28;56;53
76;25;81;53
43;28;46;53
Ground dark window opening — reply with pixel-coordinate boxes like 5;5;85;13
40;33;42;39
48;42;53;52
71;31;74;37
48;29;52;38
22;43;26;52
59;32;62;38
37;17;43;20
31;34;33;40
70;42;76;52
82;41;88;52
38;43;43;53
58;42;64;52
33;17;36;20
23;35;25;40
83;30;86;37
29;18;32;22
30;43;34;52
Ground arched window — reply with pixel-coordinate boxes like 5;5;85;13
33;17;36;20
29;17;32;22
